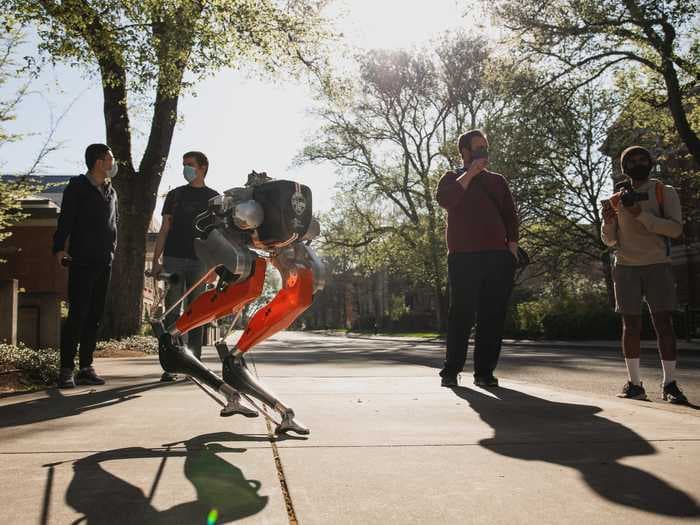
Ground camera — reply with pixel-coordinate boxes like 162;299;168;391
616;180;649;208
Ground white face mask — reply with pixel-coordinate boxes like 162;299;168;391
183;165;197;183
107;162;118;178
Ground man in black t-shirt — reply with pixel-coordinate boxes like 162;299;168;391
151;151;219;380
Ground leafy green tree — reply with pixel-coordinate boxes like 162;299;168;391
526;88;617;304
302;35;491;328
2;0;329;336
302;33;556;328
486;0;700;166
1;22;27;247
304;31;629;330
0;20;44;253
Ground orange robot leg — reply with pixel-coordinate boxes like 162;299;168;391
235;267;314;352
174;258;267;336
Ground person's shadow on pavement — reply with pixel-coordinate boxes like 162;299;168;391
0;380;171;431
52;432;276;524
451;385;699;518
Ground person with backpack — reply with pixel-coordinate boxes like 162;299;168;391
601;145;688;404
151;151;219;381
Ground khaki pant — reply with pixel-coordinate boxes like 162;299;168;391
613;263;677;315
163;256;206;358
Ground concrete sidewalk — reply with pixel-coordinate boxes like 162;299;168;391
1;332;698;524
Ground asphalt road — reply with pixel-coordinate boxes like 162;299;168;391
251;333;700;407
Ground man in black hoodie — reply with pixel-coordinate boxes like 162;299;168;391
53;144;119;388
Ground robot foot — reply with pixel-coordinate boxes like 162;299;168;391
222;352;310;434
220;393;259;418
275;409;310;436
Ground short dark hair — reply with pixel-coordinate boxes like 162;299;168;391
183;151;209;175
458;129;488;154
85;143;111;171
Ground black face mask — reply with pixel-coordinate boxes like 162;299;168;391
626;164;651;181
471;148;489;160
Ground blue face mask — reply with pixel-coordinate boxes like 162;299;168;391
183;165;197;183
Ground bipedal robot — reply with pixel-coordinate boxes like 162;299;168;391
149;171;325;436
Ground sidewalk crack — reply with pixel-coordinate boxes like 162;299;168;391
264;408;299;525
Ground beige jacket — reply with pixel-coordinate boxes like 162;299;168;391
601;178;683;266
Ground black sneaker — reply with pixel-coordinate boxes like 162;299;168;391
75;366;106;385
617;381;647;400
441;375;458;387
662;381;688;404
474;375;499;387
57;368;75;389
160;372;178;382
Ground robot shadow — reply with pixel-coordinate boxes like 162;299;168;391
43;432;282;525
449;385;700;517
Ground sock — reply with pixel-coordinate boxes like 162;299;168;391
661;360;676;386
624;358;641;386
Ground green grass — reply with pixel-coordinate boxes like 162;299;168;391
372;331;441;339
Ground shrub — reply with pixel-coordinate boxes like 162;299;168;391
540;309;620;339
511;277;620;339
96;335;158;355
0;343;59;385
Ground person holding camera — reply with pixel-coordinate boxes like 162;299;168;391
53;144;119;388
151;151;219;381
601;145;688;404
436;129;519;388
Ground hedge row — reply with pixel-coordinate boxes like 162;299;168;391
0;336;158;388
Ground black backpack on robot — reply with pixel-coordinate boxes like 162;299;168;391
253;180;313;247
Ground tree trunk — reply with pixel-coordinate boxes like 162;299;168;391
100;75;181;338
423;185;447;332
435;285;448;333
102;168;155;338
430;264;445;331
601;249;615;309
663;62;700;166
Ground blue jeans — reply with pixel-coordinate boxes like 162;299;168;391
163;256;206;359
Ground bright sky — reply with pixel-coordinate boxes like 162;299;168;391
0;0;478;215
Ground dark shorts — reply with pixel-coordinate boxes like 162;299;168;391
613;263;677;315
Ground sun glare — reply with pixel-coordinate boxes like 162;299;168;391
329;0;473;50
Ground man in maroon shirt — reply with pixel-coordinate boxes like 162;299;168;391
436;129;519;388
